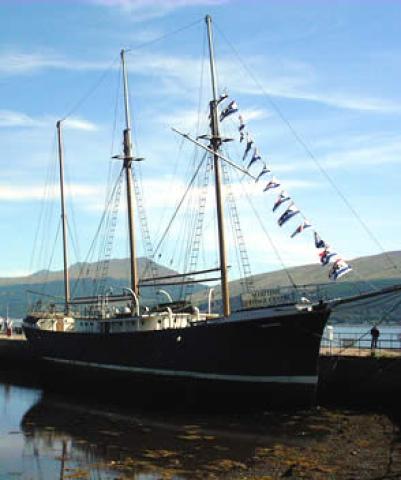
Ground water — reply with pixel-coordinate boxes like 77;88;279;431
322;324;401;349
0;382;177;479
1;377;401;479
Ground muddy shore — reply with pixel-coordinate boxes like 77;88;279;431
21;394;401;480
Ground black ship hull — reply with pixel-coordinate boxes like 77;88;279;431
23;306;329;409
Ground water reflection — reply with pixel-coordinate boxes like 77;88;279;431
20;395;266;479
2;378;384;480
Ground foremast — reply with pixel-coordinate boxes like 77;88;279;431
121;49;139;297
205;15;230;317
56;120;71;314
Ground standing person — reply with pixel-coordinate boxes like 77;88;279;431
370;325;380;350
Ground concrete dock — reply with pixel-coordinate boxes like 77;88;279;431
0;334;35;363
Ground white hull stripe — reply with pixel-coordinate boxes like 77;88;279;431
43;357;318;385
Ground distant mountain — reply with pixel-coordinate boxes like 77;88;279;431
192;250;401;325
229;250;401;297
1;251;400;322
0;257;177;287
0;257;191;318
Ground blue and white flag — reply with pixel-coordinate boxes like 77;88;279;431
278;204;300;226
329;259;352;281
319;248;337;266
263;177;281;192
291;220;312;238
238;115;245;142
247;148;262;169
272;191;290;211
243;134;254;161
220;100;238;121
314;231;328;249
217;93;228;104
255;163;271;182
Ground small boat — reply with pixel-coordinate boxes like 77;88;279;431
23;15;399;409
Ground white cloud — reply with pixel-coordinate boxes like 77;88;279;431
321;138;401;170
0;110;98;131
156;108;209;128
90;0;227;21
0;183;102;202
125;51;401;113
64;118;98;132
0;110;37;128
239;108;271;122
1;46;399;114
0;51;110;76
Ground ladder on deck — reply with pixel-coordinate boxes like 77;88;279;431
132;168;159;282
183;158;213;299
94;173;123;295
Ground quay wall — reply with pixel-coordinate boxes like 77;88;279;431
318;354;401;408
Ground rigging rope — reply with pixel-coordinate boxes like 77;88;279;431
239;174;299;291
60;56;120;122
72;168;124;297
151;155;207;266
28;131;58;277
125;19;202;54
214;22;400;276
39;219;61;298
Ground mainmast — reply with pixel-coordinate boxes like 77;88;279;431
120;49;139;297
205;15;231;317
56;120;71;313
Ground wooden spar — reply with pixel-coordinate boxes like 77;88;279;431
56;120;71;313
121;49;139;297
139;267;222;283
171;128;257;180
206;14;230;317
139;277;221;287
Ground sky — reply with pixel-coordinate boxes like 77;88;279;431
0;0;401;284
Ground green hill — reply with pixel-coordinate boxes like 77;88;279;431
1;251;401;323
0;258;191;318
192;250;401;325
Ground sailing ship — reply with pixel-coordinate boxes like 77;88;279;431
23;16;396;408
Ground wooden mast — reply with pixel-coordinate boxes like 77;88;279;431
56;120;71;313
120;49;139;296
205;15;231;317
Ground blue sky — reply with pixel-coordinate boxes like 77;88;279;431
0;0;401;282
